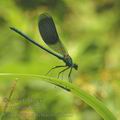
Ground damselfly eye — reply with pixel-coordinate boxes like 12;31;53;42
74;64;78;70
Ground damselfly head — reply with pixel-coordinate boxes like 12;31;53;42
73;64;78;70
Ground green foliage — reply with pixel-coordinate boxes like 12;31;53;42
0;0;120;119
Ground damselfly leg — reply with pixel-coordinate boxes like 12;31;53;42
68;67;73;82
57;67;70;79
46;65;67;75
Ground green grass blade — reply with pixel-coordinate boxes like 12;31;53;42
0;73;117;120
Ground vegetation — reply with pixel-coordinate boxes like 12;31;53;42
0;0;119;119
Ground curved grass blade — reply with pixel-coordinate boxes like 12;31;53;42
0;73;117;120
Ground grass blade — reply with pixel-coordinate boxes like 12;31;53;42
0;73;116;120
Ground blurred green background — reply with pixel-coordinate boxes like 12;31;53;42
0;0;120;120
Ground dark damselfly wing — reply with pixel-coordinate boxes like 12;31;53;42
38;13;68;56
